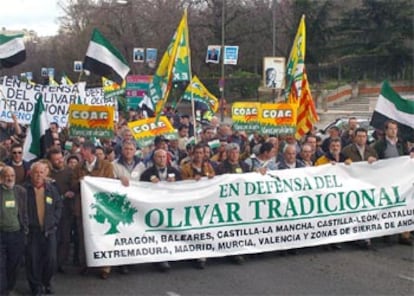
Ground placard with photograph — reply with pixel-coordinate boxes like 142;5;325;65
133;47;145;63
263;57;285;89
206;45;221;64
74;61;83;72
41;67;48;77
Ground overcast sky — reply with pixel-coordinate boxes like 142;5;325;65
0;0;62;36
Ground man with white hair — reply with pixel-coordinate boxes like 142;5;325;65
25;162;62;295
140;149;182;272
113;140;145;186
278;144;305;169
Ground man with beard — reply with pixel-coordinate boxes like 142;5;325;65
315;138;349;165
47;148;75;273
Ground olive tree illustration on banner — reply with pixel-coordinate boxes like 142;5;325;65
91;192;138;235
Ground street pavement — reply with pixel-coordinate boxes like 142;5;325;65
12;236;413;295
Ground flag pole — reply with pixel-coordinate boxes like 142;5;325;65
173;94;184;113
78;70;84;83
277;89;283;102
184;9;197;144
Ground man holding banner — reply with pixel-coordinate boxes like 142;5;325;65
71;140;115;279
140;148;182;272
373;120;412;246
180;143;215;269
113;140;146;186
342;127;378;250
215;143;250;264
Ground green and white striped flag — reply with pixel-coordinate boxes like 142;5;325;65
23;96;49;161
83;29;130;84
370;81;414;141
0;34;26;68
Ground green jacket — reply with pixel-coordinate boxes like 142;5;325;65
373;138;408;159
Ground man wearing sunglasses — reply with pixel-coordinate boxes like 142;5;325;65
4;143;31;186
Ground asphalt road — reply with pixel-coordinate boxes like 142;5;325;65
12;236;413;296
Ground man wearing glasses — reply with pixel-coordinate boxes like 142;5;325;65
4;143;31;185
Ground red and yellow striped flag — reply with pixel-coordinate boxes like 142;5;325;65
295;70;319;138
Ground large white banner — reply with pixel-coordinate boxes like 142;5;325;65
0;77;86;126
81;157;414;267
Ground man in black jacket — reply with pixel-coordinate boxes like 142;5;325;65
373;120;411;246
140;149;181;272
140;148;182;184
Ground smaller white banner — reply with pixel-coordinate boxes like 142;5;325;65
0;77;85;126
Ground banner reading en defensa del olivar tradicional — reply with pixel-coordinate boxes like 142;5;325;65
81;156;414;267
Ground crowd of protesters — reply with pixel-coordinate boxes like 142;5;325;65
1;110;414;295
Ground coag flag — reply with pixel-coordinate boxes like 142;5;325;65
172;13;190;82
370;81;414;141
102;76;125;98
83;29;130;85
148;10;189;120
259;103;297;135
231;102;260;132
181;76;218;112
68;104;114;138
285;15;319;138
0;34;26;68
285;15;306;103
128;116;177;148
49;77;60;86
61;73;74;86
